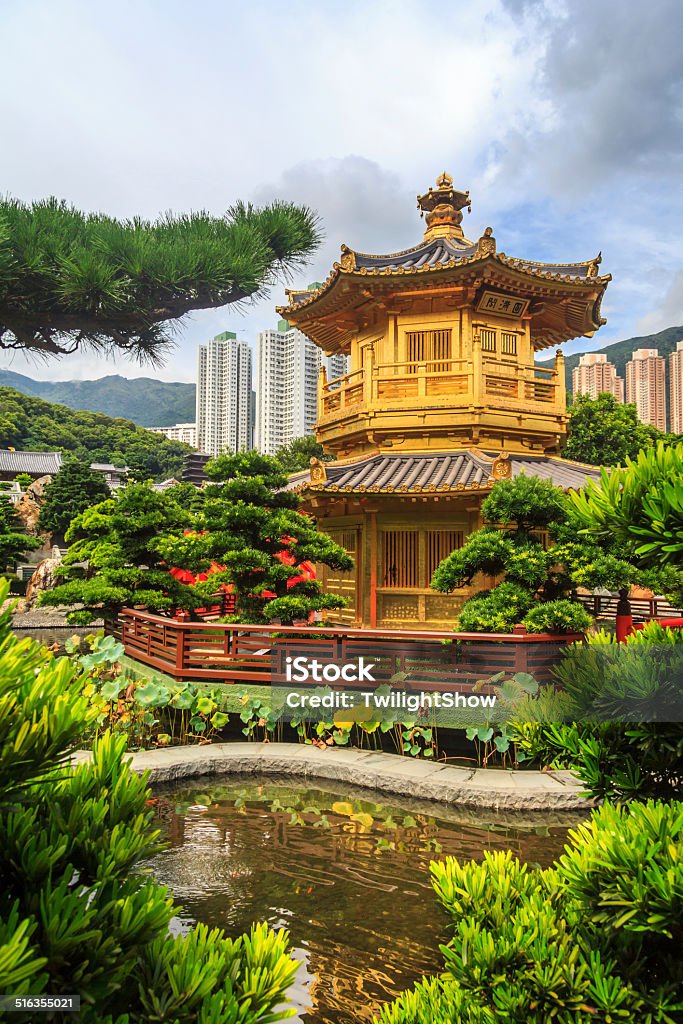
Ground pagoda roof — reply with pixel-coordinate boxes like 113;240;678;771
283;235;603;316
286;449;601;497
278;172;610;355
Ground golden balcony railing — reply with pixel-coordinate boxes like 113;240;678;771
319;355;561;419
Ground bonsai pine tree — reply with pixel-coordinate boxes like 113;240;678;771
39;482;200;624
38;460;111;539
0;196;320;360
431;474;677;634
0;579;297;1022
164;450;354;624
0;494;40;572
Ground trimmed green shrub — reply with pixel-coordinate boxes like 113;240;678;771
480;473;567;530
522;599;593;634
457;582;534;633
0;579;297;1022
377;801;683;1023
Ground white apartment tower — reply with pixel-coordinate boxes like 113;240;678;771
147;423;198;448
572;352;624;402
196;331;253;457
669;340;683;434
256;318;348;455
625;348;666;431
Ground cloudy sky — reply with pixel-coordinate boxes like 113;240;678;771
1;0;682;382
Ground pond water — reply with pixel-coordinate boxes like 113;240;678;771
147;777;581;1024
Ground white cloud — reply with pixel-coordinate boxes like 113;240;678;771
0;0;681;381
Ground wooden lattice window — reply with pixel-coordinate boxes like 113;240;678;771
480;328;496;352
426;530;464;583
406;329;451;371
332;529;357;555
501;332;518;356
382;530;419;588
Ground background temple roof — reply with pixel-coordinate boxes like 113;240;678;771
0;450;63;476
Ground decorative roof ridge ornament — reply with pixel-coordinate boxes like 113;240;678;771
417;171;472;243
476;226;496;257
339;244;356;271
587;251;602;278
309;457;327;485
490;451;512;482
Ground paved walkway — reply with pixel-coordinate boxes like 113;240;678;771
74;742;593;812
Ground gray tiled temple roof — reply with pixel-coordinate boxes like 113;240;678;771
0;450;62;476
287;450;601;495
282;239;600;312
353;237;477;271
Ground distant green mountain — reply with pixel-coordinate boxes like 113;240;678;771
543;324;683;395
0;371;195;427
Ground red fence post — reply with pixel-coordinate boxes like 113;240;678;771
616;588;633;643
512;623;528;674
175;623;186;676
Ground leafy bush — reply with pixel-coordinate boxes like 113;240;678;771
569;440;683;565
377;800;683;1023
513;622;683;800
0;579;297;1022
431;528;513;590
522;599;593;634
66;633;230;749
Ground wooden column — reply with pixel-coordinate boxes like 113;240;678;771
369;511;378;627
472;334;483;404
318;365;327;416
363;344;375;404
554;348;566;411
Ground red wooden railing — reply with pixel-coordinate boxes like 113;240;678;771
117;609;584;686
576;592;682;621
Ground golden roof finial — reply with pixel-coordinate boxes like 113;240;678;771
417;172;472;243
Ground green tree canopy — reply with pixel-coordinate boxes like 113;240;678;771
0;495;40;572
563;393;660;466
38;460;111;538
274;435;334;473
0;387;191;480
0;196;320;360
431;473;679;633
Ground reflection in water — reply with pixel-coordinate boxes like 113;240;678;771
147;776;581;1024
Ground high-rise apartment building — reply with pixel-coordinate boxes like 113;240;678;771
196;331;253;456
572;352;624;402
669;340;683;434
255;318;348;455
626;348;666;430
148;422;198;448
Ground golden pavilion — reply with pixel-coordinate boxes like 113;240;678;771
278;173;609;630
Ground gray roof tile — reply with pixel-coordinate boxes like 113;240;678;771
288;450;602;494
0;450;62;475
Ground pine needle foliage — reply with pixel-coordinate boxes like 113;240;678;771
0;197;321;360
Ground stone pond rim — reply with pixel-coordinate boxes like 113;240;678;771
71;743;595;813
